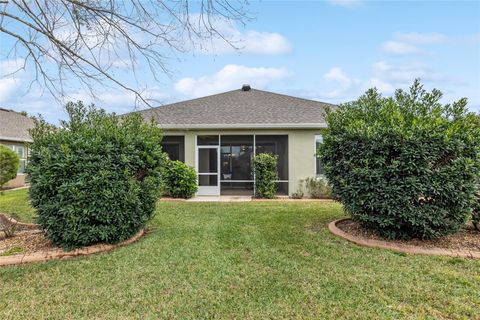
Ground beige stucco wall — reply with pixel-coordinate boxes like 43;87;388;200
163;128;321;196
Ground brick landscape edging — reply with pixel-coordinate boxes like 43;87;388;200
0;229;146;267
0;213;38;229
328;219;480;259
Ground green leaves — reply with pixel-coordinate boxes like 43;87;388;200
253;153;278;199
320;80;480;239
0;145;19;187
162;159;197;199
27;101;164;250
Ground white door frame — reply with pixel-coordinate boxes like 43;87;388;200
195;145;220;196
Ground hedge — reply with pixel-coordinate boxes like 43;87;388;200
320;80;480;239
27;101;165;249
253;153;278;199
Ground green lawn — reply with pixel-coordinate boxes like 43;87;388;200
0;189;36;223
1;196;479;319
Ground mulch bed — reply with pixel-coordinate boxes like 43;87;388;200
1;215;146;265
336;219;480;252
0;230;58;255
0;214;57;256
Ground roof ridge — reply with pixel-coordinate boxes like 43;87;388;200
124;87;336;116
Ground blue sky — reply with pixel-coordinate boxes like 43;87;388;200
1;0;479;123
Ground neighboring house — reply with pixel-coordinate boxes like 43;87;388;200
133;85;335;196
0;108;34;188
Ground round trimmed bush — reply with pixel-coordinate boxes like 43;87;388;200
27;101;165;249
320;80;480;239
162;159;197;198
0;144;19;188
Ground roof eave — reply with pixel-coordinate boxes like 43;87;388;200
159;123;328;130
0;136;33;143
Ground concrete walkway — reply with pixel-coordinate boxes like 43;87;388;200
186;196;252;202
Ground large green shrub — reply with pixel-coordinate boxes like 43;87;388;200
27;101;165;249
320;80;480;239
162;159;197;198
0;145;19;188
253;153;278;199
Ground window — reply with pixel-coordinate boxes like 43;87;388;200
315;135;324;177
197;135;219;146
2;144;27;174
256;135;288;181
161;136;185;161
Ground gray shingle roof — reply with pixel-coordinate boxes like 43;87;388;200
0;108;34;142
132;88;335;129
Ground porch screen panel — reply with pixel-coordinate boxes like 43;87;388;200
220;135;254;181
161;136;185;162
255;135;288;181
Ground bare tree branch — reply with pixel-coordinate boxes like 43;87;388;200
0;0;250;110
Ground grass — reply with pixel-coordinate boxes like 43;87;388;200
1;197;479;319
0;189;36;223
0;247;24;257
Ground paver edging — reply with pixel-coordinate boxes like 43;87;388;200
0;228;146;267
328;219;480;259
0;213;38;229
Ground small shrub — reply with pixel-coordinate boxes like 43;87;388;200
253;153;278;199
0;144;19;188
27;101;165;250
320;80;480;240
290;180;305;199
304;177;332;199
162;159;197;198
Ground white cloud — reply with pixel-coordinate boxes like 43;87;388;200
395;32;448;45
365;78;394;93
189;14;291;55
67;86;168;113
328;0;362;8
319;67;361;100
197;30;291;55
0;58;25;76
174;64;290;97
371;60;446;84
0;78;22;104
381;32;450;55
381;41;422;54
323;67;352;88
317;61;454;102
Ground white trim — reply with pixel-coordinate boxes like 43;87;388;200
160;123;327;129
195;135;220;196
253;134;256;195
314;134;323;177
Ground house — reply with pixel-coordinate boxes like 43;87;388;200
134;85;334;196
0;108;34;188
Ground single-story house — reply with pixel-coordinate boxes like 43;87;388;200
0;108;34;188
134;85;335;196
